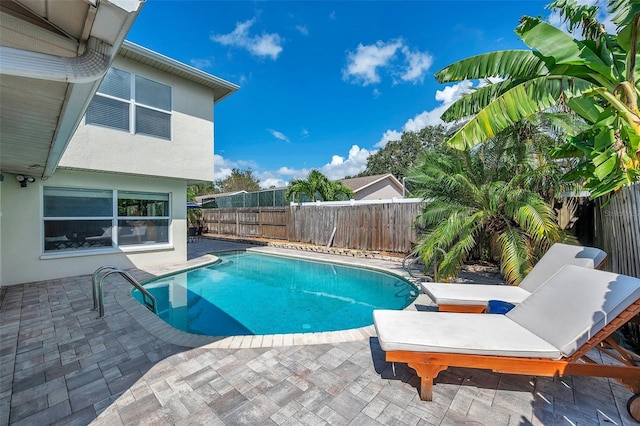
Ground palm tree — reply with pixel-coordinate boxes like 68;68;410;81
434;0;639;198
408;130;574;285
285;170;354;202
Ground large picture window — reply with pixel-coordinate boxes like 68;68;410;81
43;187;170;253
85;67;172;139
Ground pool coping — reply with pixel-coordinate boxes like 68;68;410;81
114;246;427;349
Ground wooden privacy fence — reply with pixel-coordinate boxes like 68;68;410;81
201;202;425;253
594;182;640;278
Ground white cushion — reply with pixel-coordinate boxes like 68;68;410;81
421;243;607;308
506;265;640;356
421;282;531;306
519;243;607;293
373;310;561;358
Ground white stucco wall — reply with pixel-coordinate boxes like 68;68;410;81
59;56;215;182
356;180;404;200
0;170;188;286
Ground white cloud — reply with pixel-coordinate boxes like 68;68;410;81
400;46;433;83
213;154;234;181
296;25;309;35
190;58;212;69
260;177;288;188
375;129;402;148
375;81;475;148
343;39;433;86
301;128;309;137
211;18;283;60
268;129;290;143
213;154;259;181
320;145;371;179
372;88;381;98
278;166;307;176
258;166;310;188
343;40;403;86
403;106;451;131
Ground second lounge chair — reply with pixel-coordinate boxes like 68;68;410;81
421;243;607;312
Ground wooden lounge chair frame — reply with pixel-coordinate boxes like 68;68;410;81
384;298;640;420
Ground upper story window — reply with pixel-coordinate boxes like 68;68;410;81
86;67;172;140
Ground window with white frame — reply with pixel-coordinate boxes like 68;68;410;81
85;67;172;139
43;187;170;253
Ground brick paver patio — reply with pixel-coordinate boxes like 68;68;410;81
0;238;636;425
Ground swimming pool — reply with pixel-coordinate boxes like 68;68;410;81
132;251;417;336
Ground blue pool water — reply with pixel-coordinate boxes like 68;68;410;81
132;251;417;336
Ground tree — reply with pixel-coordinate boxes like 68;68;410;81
360;125;447;181
408;133;573;285
434;0;640;198
285;169;354;202
214;168;261;193
188;182;215;199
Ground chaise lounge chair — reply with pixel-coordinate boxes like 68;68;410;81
373;264;640;420
421;243;607;313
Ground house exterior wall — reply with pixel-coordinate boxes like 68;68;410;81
0;170;188;286
59;55;215;182
356;180;404;200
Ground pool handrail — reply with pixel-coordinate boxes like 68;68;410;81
92;266;157;318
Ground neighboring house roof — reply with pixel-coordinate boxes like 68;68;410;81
120;41;239;104
340;174;404;194
0;0;144;179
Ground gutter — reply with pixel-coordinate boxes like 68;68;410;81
0;38;112;83
0;0;144;179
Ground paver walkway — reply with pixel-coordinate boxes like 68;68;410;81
0;238;636;425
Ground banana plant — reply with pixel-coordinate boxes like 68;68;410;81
435;0;640;197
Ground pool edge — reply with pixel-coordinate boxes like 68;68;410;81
115;247;428;349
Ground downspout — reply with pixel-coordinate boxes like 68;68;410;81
0;37;112;83
0;0;144;178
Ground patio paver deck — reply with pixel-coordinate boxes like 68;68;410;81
0;238;636;425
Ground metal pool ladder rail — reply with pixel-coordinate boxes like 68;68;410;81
92;265;157;318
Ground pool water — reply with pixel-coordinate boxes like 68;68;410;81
132;251;417;336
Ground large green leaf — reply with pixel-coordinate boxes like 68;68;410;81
517;16;616;82
566;96;604;123
441;79;523;122
592;151;618;179
435;50;549;83
608;0;640;29
447;76;595;150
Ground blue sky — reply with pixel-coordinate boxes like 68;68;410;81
125;1;577;188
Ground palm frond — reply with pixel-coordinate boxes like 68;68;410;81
517;16;615;81
505;190;561;244
441;79;525;122
446;76;596;150
496;227;531;285
547;0;603;40
435;50;549;83
417;210;485;281
608;0;640;30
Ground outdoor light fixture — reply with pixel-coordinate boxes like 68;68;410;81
15;175;35;187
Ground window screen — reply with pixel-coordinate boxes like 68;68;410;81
85;96;130;131
135;106;171;139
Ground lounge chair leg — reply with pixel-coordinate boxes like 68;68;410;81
628;394;640;422
408;363;447;401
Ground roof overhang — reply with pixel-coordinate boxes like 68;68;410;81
0;0;144;179
119;41;239;104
